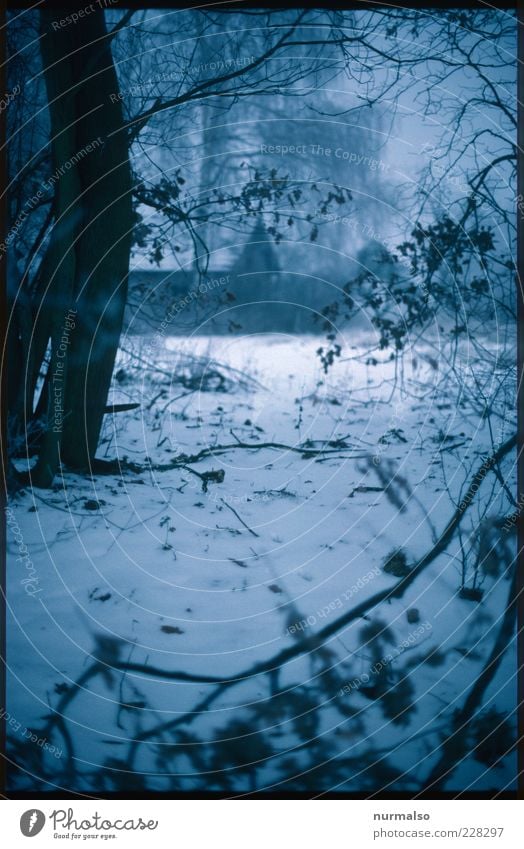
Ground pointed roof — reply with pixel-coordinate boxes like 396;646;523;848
233;219;280;277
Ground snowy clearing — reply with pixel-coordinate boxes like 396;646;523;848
7;334;517;793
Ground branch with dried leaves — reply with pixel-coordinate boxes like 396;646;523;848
422;566;518;793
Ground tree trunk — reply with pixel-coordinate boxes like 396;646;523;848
31;7;133;485
31;10;81;487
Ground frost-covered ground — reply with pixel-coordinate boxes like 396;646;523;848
6;333;517;794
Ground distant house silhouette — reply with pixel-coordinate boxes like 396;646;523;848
124;220;338;335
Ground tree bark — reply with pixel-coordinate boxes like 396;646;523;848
31;10;81;487
60;10;133;470
31;7;132;485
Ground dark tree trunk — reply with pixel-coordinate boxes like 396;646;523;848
60;10;133;470
30;10;81;487
31;7;133;486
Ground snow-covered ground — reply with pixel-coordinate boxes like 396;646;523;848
6;333;517;794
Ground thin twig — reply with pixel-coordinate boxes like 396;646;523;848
221;499;259;537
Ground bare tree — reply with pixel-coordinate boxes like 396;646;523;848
6;6;409;487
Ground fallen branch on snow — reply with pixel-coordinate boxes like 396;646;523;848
90;438;366;477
